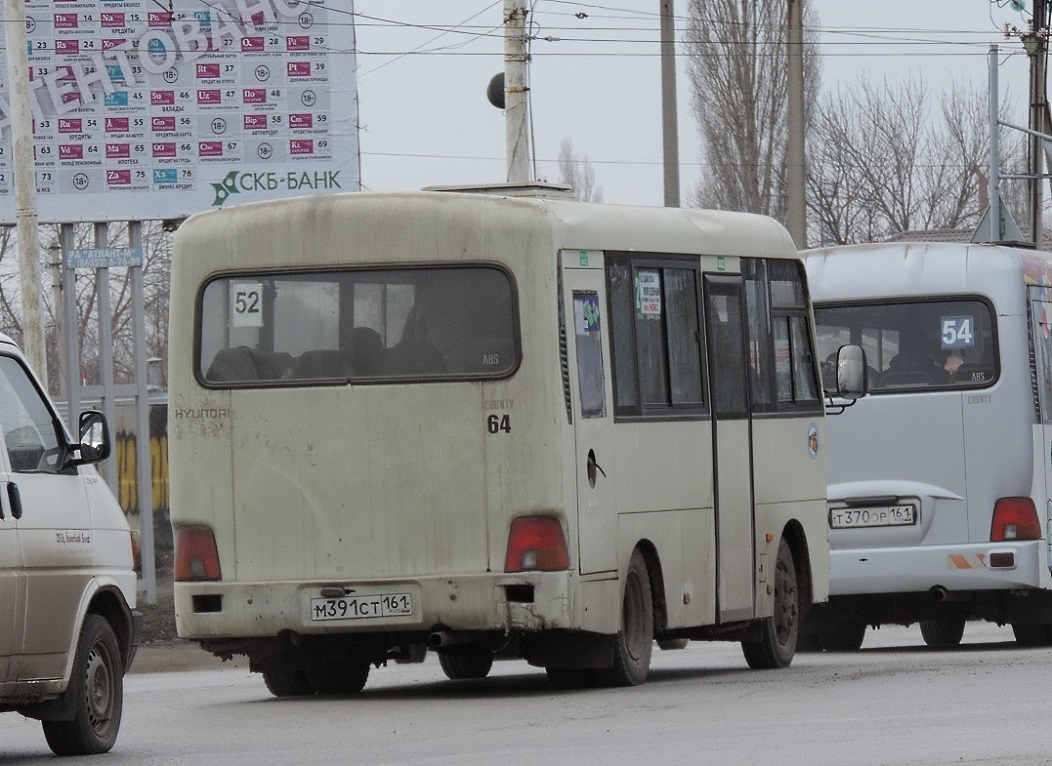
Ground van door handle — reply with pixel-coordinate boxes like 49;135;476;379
7;482;21;520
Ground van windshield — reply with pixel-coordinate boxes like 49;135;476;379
198;266;518;386
814;298;997;392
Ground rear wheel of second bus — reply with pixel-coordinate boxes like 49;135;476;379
593;548;653;687
919;617;965;648
262;656;313;698
438;649;494;680
818;622;866;652
306;661;370;694
1011;622;1052;647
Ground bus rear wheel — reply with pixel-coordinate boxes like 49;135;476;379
919;617;965;648
438;649;494;680
818;622;866;652
261;653;313;697
593;548;654;687
1011;623;1052;647
306;661;370;694
742;539;799;669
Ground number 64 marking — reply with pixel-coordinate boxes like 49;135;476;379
487;414;511;434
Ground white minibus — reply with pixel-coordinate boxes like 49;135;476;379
169;187;858;693
804;240;1052;649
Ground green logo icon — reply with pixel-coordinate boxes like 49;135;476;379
211;171;240;207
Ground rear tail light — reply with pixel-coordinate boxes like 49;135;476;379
990;497;1042;542
505;516;570;572
174;525;222;581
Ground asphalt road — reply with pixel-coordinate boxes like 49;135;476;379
2;622;1048;765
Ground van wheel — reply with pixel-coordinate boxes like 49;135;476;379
593;548;654;686
306;661;370;694
438;650;494;680
1011;623;1052;647
742;538;799;669
42;615;124;756
819;622;866;652
920;617;965;648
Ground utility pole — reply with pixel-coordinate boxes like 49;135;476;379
660;0;680;207
503;0;530;183
973;44;1023;245
3;0;48;384
786;0;807;249
1028;0;1049;246
988;45;1003;243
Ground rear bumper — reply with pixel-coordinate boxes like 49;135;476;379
830;540;1047;596
175;570;576;640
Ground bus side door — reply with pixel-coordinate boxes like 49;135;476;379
704;275;756;621
563;255;617;575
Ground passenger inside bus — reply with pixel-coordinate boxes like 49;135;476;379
882;328;948;386
942;350;964;376
342;327;385;376
288;350;348;379
396;272;515;375
206;346;280;382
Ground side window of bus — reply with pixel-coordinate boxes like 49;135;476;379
744;258;820;412
0;356;63;474
573;292;606;418
606;256;704;418
772;316;820;404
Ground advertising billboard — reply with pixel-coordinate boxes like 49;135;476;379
0;0;358;223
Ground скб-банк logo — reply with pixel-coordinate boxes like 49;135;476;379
211;171;240;207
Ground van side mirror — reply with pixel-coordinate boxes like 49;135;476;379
826;344;867;407
77;411;111;464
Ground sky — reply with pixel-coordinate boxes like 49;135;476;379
350;0;1038;208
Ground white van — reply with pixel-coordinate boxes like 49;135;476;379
803;241;1052;649
0;333;140;754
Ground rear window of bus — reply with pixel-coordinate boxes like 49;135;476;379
196;266;519;386
814;298;997;392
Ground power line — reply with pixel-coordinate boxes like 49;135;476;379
357;2;502;78
360;149;994;173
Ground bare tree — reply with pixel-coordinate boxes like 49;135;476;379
807;78;1026;246
684;0;820;218
0;221;172;394
684;1;1030;247
557;137;603;202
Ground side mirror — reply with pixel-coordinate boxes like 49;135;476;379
832;344;867;401
77;410;111;464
